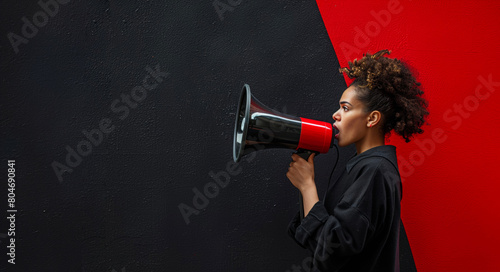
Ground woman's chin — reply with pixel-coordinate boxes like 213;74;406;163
336;139;348;147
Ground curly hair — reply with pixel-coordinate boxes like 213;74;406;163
339;50;429;142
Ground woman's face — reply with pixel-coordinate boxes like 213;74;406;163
332;86;370;147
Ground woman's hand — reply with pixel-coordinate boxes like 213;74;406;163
286;153;316;192
286;153;319;217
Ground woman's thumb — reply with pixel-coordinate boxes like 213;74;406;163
308;152;316;163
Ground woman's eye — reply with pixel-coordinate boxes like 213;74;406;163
342;106;349;112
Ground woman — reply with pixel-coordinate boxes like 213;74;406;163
286;50;428;271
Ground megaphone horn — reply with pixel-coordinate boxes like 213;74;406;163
233;84;334;163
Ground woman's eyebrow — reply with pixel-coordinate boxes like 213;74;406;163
339;101;353;106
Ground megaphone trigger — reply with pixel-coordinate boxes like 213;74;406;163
295;149;317;161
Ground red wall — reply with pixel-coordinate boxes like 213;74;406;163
316;0;500;271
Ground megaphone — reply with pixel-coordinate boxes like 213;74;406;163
233;84;335;163
232;84;336;219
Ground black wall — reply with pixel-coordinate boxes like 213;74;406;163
1;1;351;271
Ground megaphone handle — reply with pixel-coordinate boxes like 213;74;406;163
295;150;315;220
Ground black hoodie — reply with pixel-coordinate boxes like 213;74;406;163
288;145;402;272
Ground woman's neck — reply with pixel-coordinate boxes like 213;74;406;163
355;131;385;154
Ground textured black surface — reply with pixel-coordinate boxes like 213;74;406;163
0;0;349;271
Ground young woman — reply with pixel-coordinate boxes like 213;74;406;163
286;50;428;271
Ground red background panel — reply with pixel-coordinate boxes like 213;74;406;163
316;0;500;271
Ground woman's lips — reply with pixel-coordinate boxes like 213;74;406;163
332;124;340;139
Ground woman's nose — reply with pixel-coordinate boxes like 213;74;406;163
332;109;340;121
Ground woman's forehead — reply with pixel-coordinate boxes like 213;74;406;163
339;86;360;104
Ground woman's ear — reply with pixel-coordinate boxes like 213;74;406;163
367;110;382;127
